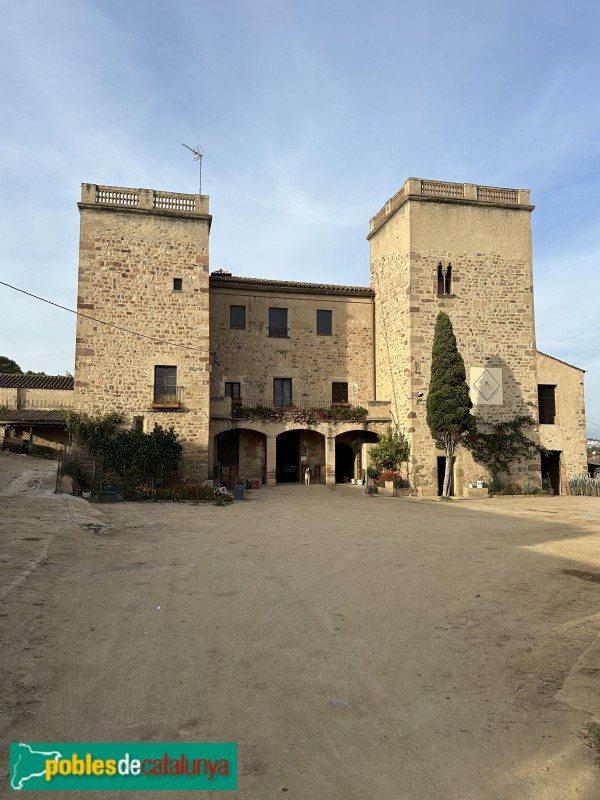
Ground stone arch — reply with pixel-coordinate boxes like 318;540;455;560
334;429;379;483
214;426;267;485
276;428;325;484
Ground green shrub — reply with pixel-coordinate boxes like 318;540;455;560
520;481;542;495
61;456;84;482
369;430;410;472
568;474;600;497
489;479;521;495
122;482;233;504
585;722;600;752
28;443;59;460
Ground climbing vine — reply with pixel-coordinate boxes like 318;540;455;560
465;415;539;482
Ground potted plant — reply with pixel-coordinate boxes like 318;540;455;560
366;465;379;494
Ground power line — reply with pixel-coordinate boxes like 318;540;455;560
0;280;207;353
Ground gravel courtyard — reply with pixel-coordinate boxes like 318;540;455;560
1;452;599;799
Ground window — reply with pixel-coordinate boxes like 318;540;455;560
274;378;292;407
173;277;183;291
317;309;332;336
154;365;177;403
538;385;556;424
269;307;288;337
133;416;144;432
437;262;452;295
332;382;349;404
225;382;241;403
230;305;246;329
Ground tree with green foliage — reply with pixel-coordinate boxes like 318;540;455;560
465;415;539;484
104;428;146;478
0;356;22;373
144;424;183;476
426;312;475;496
64;410;122;492
369;428;411;472
105;424;182;483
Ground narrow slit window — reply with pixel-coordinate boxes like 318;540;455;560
173;277;183;291
437;262;452;295
437;263;444;295
444;263;452;295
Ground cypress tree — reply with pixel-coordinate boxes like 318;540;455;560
426;312;475;496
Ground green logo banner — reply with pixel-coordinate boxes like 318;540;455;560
10;742;237;791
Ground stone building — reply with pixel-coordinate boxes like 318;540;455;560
0;374;73;450
73;178;587;494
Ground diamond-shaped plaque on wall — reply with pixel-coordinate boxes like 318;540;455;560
470;367;503;405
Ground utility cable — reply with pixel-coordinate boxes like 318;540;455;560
0;280;207;353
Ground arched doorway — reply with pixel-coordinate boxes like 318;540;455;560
334;430;379;483
335;442;355;483
276;430;301;483
276;429;326;484
215;428;266;486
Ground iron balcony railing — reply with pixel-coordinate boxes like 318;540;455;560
230;397;369;421
268;327;289;338
151;386;183;407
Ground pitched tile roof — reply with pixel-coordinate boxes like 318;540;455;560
210;273;374;297
0;374;74;390
0;409;68;425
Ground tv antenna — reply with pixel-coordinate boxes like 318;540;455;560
182;143;204;195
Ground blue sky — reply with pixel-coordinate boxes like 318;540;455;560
1;0;599;436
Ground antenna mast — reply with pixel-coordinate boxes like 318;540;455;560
182;143;204;195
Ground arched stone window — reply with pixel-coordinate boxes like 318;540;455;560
437;262;444;295
437;262;453;295
445;263;452;295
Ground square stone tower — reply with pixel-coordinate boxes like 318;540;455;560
74;184;212;479
368;178;539;493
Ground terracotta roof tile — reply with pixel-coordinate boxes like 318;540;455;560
210;274;373;296
0;374;74;390
0;409;68;425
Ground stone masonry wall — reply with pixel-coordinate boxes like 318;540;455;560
370;184;541;493
74;188;211;479
537;352;588;488
209;285;375;406
369;203;412;429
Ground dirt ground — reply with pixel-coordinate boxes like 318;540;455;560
1;451;599;799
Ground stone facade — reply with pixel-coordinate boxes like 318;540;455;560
368;178;584;495
74;185;212;477
72;179;586;493
537;352;587;491
0;375;74;450
209;275;375;405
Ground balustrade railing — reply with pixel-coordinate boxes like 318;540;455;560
151;386;183;407
230;398;370;422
